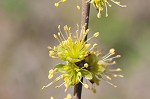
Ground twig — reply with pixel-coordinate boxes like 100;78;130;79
73;1;91;99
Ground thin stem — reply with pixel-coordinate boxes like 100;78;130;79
73;1;91;99
81;0;91;28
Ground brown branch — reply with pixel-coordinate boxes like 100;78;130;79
73;1;91;99
81;0;91;29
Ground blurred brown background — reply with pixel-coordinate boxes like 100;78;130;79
0;0;150;99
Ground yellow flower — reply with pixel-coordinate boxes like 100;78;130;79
49;25;99;63
43;25;123;93
42;63;92;91
90;0;127;18
85;48;123;92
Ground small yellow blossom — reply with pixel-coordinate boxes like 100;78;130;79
49;25;99;63
90;0;127;18
85;48;123;90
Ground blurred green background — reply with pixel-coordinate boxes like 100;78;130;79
0;0;150;99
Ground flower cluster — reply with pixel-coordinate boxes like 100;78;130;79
42;25;123;93
54;0;126;18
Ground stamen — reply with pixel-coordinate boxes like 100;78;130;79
58;32;63;42
86;32;99;43
42;75;64;89
110;0;127;7
105;1;112;7
54;68;58;72
53;46;57;51
49;69;53;74
102;53;112;61
109;68;122;72
102;49;116;61
80;29;89;42
64;25;69;38
93;32;99;37
78;77;89;89
105;3;108;17
47;46;52;49
76;24;79;40
102;77;117;87
83;84;89;89
51;56;58;58
105;80;117;87
97;8;101;18
58;25;66;41
55;82;65;88
55;75;63;82
103;55;120;61
90;43;98;51
48;73;53;79
105;61;116;65
49;51;55;57
42;82;53;89
109;48;115;54
113;74;124;78
80;26;86;40
53;34;61;43
105;74;112;80
55;0;66;7
84;43;91;49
